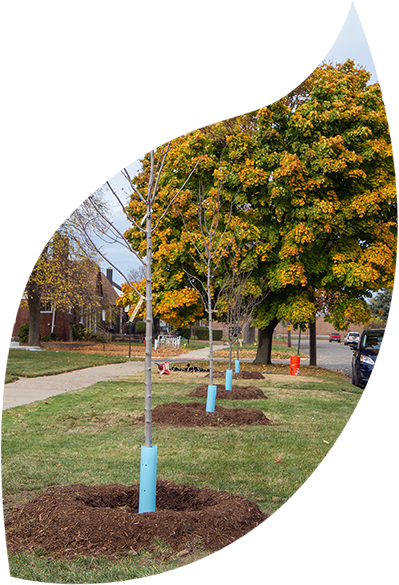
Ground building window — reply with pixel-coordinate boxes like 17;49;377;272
40;301;53;313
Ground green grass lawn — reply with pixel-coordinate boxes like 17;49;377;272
4;350;129;384
2;366;362;583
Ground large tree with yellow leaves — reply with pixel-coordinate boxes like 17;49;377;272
121;61;396;366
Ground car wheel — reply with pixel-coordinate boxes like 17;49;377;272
352;369;364;389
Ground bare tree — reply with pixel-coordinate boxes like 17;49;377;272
80;0;191;512
218;264;268;380
0;38;115;345
180;178;234;409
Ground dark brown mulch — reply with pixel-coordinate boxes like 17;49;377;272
188;385;268;400
212;370;266;380
5;480;267;559
149;402;272;427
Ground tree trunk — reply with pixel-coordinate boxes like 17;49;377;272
27;289;42;346
207;257;214;386
309;319;317;366
228;340;233;370
253;317;279;364
243;323;255;344
144;204;153;448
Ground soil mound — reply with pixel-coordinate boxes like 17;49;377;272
234;371;265;380
189;385;267;400
5;481;266;559
150;402;272;427
213;370;265;380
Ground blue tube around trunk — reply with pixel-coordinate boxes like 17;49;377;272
225;369;233;390
235;359;240;373
138;445;158;513
206;385;217;412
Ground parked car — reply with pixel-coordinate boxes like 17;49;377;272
329;332;341;343
344;331;360;346
352;329;399;388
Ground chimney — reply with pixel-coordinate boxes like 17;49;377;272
106;268;113;284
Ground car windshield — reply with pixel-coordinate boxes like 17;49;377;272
363;332;399;350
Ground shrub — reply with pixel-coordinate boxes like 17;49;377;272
194;326;223;341
135;320;146;335
72;323;90;341
41;332;60;342
17;323;29;343
175;328;191;339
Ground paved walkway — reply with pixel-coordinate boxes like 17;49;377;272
2;361;149;410
2;346;226;411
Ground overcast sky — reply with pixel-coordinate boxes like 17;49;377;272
0;0;399;280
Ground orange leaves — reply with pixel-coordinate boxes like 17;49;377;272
237;159;268;188
270;262;307;289
276;294;316;326
274;153;305;180
155;288;204;327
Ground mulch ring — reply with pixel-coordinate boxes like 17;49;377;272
212;370;266;380
5;480;267;559
149;402;272;427
188;385;268;400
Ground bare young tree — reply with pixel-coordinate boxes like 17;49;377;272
180;178;234;408
0;38;115;346
218;264;268;377
77;0;195;512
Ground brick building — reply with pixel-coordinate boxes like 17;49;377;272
12;268;122;342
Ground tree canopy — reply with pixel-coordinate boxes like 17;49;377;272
368;288;392;326
120;61;397;364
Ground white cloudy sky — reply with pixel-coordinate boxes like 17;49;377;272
0;0;399;280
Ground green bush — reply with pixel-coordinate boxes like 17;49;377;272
175;327;191;339
214;330;223;341
41;332;60;342
17;323;29;343
194;326;223;341
135;320;146;335
72;323;90;341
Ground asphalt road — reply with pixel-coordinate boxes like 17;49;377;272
294;338;354;378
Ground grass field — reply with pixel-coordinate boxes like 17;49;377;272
2;364;362;583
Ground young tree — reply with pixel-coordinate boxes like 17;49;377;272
80;145;201;512
179;178;235;406
217;260;267;376
0;38;115;346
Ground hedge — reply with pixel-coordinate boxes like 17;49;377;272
175;328;191;339
194;326;223;341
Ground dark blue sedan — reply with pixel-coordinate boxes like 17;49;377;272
350;329;399;390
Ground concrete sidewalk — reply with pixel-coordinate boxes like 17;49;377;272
2;346;228;411
2;361;146;410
